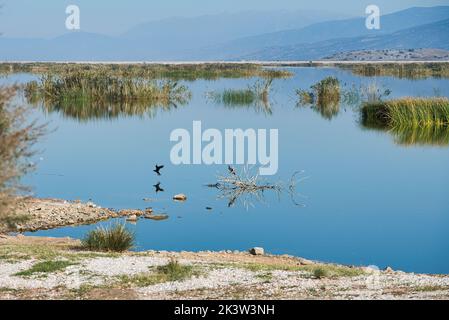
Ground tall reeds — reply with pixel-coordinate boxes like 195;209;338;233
296;77;341;120
209;79;273;115
361;98;449;127
24;71;192;121
1;63;292;80
341;63;449;79
361;97;449;146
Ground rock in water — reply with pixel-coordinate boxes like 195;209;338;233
249;247;265;256
173;194;187;201
144;214;169;221
126;215;138;222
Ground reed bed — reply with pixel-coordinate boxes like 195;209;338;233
209;79;273;114
296;77;341;120
24;71;192;121
25;72;191;104
1;63;292;80
340;63;449;80
361;98;449;127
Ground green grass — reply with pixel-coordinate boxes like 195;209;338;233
414;285;448;292
14;260;75;277
230;262;365;278
81;224;135;252
119;259;197;287
361;97;449;127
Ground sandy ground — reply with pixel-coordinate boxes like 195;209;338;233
0;235;448;300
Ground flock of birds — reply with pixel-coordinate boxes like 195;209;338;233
152;164;237;194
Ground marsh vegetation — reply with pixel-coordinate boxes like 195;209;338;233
361;98;449;146
207;79;273;115
361;98;449;127
0;63;292;80
296;77;341;119
340;62;449;79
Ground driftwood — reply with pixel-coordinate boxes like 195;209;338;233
207;166;307;209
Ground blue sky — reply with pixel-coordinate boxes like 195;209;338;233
1;0;448;37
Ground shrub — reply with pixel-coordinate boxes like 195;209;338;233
82;224;135;252
0;86;45;221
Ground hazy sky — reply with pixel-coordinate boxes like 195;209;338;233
1;0;448;37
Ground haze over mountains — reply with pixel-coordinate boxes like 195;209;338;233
0;6;448;61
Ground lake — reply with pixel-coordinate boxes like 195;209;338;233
3;66;449;274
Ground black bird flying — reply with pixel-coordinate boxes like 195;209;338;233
153;164;164;176
228;165;236;176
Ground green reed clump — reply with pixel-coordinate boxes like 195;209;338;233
361;98;449;127
209;79;273;115
81;224;135;252
221;89;257;106
24;71;192;107
296;77;341;120
312;77;340;105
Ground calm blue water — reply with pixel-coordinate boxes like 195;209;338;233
4;67;449;274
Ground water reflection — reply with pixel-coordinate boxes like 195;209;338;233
207;167;306;209
361;120;449;147
35;100;186;122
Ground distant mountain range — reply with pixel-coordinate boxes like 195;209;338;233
202;6;449;60
0;6;448;61
241;18;449;60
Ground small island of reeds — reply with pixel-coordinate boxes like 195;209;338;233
296;77;341;120
361;97;449;127
361;97;449;146
24;71;192;121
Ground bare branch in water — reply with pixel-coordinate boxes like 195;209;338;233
206;166;307;209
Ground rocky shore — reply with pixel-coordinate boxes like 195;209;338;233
0;235;448;300
0;198;145;234
1;199;448;300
